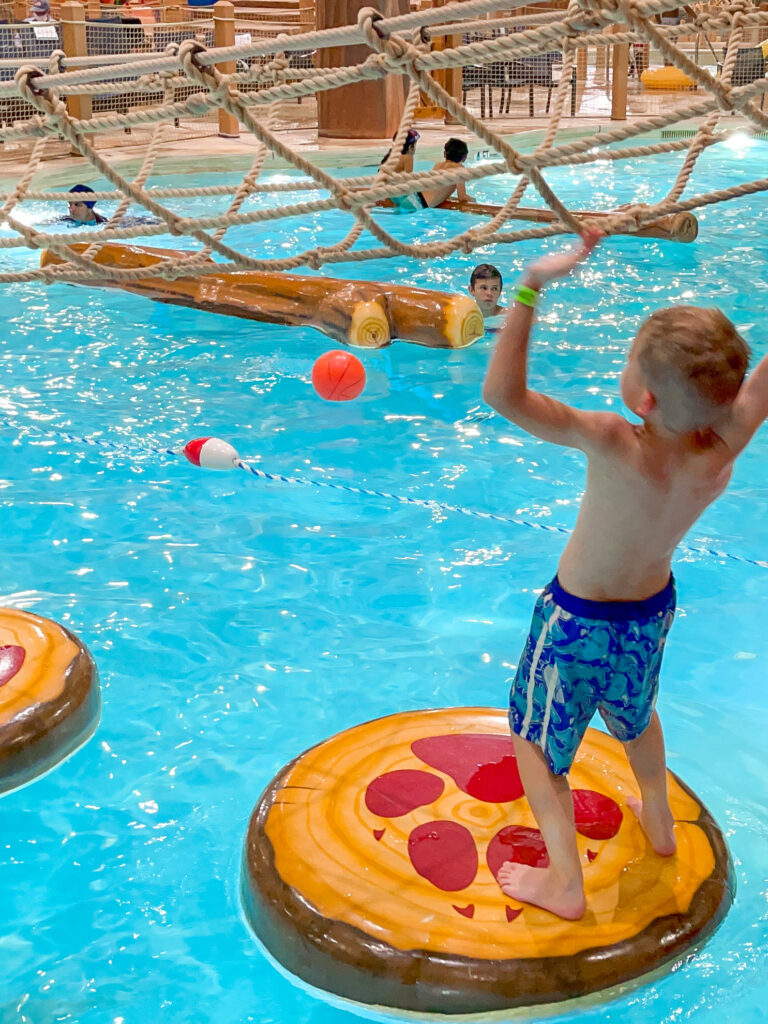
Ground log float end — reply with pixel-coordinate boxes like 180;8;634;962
669;212;698;243
444;295;485;348
348;300;391;348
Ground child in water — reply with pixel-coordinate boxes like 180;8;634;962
469;263;505;318
390;138;471;213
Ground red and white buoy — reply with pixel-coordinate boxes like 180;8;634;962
183;437;239;471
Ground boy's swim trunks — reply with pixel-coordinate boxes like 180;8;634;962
391;191;429;212
509;575;676;775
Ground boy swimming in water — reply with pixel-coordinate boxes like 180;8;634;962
469;263;505;317
483;231;767;919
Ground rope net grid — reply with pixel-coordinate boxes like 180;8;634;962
0;0;766;288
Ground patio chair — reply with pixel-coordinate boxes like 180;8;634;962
86;16;145;58
498;52;577;118
717;45;767;109
462;63;493;118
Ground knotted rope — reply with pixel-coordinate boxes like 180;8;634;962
0;0;765;284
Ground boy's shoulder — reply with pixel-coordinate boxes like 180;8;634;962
593;410;633;437
577;410;639;457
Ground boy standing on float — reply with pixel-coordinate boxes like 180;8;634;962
483;231;767;919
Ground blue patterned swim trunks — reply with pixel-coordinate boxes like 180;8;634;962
509;576;676;775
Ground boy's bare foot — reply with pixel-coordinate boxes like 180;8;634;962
626;795;677;856
497;862;586;920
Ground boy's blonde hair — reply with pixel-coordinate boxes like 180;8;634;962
635;306;750;433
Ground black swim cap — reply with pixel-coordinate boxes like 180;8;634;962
69;184;97;209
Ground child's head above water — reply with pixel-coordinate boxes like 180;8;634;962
469;263;503;317
623;306;750;434
444;138;469;164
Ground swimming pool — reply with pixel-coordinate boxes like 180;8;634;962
1;136;767;1022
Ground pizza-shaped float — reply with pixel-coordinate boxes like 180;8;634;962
242;708;733;1014
0;608;99;795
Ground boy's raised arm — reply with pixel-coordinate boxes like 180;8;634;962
720;352;768;453
482;230;613;450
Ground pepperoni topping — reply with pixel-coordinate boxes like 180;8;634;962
486;825;549;879
411;734;524;803
408;821;478;891
365;770;445;817
0;645;24;688
573;789;623;840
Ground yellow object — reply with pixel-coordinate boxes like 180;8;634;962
262;708;712;957
443;294;485;348
641;66;697;90
242;707;733;1013
348;300;390;348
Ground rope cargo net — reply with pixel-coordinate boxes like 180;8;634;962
1;0;768;286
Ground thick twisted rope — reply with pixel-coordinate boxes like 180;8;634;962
0;0;766;284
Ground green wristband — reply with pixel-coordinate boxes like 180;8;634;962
515;285;540;308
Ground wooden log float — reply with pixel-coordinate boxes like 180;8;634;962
375;196;697;242
40;245;485;350
437;199;699;242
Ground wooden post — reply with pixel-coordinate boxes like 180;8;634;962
60;1;92;121
317;0;408;139
422;0;461;124
437;2;461;124
161;0;183;23
442;31;461;125
12;0;26;20
298;0;314;32
214;0;239;137
412;0;443;119
576;43;587;81
611;22;628;120
595;41;607;83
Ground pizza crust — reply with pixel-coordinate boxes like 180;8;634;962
0;608;99;794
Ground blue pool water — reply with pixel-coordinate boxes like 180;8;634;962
1;137;768;1023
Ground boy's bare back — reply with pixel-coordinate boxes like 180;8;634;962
421;139;471;208
483;232;768;602
557;414;736;600
420;159;469;209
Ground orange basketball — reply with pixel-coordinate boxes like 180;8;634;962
312;350;366;402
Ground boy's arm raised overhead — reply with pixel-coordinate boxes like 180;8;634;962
482;230;622;451
719;350;768;455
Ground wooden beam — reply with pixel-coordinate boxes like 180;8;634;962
60;1;92;123
214;0;239;137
